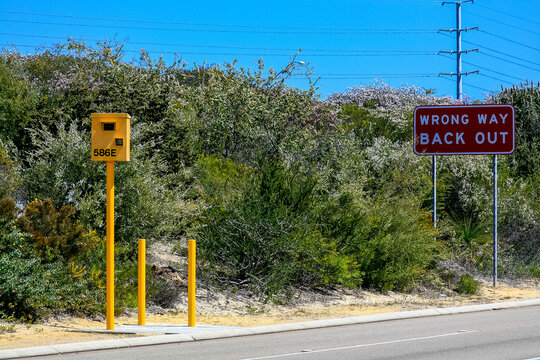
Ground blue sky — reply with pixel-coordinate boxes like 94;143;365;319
0;0;538;101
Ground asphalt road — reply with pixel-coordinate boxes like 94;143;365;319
34;306;540;360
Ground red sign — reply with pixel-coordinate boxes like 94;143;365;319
414;105;515;155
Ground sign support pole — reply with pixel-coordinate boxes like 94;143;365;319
493;155;498;287
188;240;196;327
106;161;115;330
432;156;437;231
138;239;146;325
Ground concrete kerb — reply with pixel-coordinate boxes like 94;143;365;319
2;298;540;359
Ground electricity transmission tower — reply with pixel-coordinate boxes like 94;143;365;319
439;0;478;101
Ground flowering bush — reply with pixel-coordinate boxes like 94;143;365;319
328;80;455;130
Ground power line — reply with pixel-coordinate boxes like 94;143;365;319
437;74;486;93
439;73;490;93
439;31;540;69
284;74;440;80
366;0;443;3
0;42;440;80
315;75;439;79
477;72;514;85
440;31;540;68
463;10;540;35
460;38;540;67
462;81;491;93
0;9;439;32
316;72;435;76
464;61;524;82
475;4;540;27
439;53;524;82
0;43;440;57
0;32;440;54
478;51;540;72
479;29;540;52
0;17;438;35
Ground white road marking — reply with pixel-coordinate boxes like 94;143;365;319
241;330;479;360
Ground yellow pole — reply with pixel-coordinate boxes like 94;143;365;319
138;239;146;325
188;240;196;327
106;161;115;330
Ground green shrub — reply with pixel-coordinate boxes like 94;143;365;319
456;274;479;295
0;142;19;199
344;196;440;291
494;82;540;178
196;146;442;295
0;254;104;321
197;158;360;296
147;276;181;308
0;198;17;224
0;198;106;321
338;104;410;146
528;265;540;278
16;198;90;263
0;222;103;321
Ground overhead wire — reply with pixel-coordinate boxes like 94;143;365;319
474;4;540;27
438;32;540;68
1;42;443;81
479;30;540;52
478;51;540;72
439;53;524;82
0;18;438;35
0;32;440;54
311;75;439;80
461;38;540;67
463;60;525;82
438;70;491;93
0;9;439;33
0;43;439;57
463;10;540;35
315;72;435;76
462;82;491;93
476;73;514;86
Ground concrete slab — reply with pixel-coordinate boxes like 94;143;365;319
249;323;302;334
50;339;132;353
294;319;336;329
122;334;195;346
0;346;59;359
190;328;255;341
76;324;243;335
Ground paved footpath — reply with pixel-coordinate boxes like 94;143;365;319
2;298;540;360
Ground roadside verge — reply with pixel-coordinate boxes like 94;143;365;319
2;298;540;359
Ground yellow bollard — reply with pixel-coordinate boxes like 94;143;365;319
188;240;196;327
138;239;146;326
106;161;115;331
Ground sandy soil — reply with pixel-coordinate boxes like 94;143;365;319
2;279;540;350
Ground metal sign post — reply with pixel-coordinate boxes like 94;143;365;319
493;155;498;287
106;161;115;330
433;155;437;231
